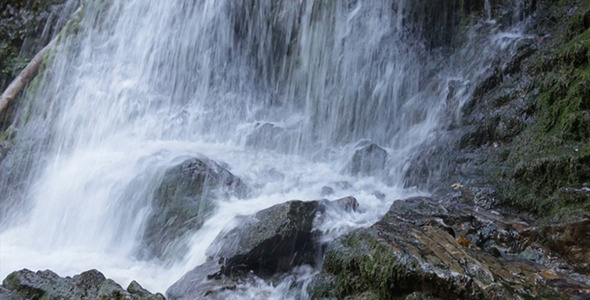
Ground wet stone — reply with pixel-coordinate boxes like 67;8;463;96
347;142;388;176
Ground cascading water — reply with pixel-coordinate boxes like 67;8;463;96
0;0;532;297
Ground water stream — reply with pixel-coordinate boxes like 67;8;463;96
0;0;530;297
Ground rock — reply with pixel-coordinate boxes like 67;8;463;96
1;269;164;300
167;197;359;299
0;286;23;300
372;191;386;200
0;142;8;163
320;186;334;196
208;200;321;276
127;280;164;299
347;142;388;176
323;196;359;213
333;181;352;190
141;156;248;260
315;197;590;299
460;185;500;209
244;122;292;151
540;215;590;274
166;260;240;300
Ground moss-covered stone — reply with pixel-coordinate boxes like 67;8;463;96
141;156;248;261
316;197;590;299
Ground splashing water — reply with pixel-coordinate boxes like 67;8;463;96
0;0;532;296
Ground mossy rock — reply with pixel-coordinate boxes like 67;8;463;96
141;156;248;261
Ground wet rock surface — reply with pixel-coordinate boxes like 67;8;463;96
404;0;590;223
167;197;359;299
314;197;590;299
244;122;295;152
141;156;248;260
0;269;165;300
347;142;388;176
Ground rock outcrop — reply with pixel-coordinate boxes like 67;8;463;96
167;197;359;299
403;0;590;224
0;269;165;300
347;142;388;177
141;156;248;260
312;197;590;299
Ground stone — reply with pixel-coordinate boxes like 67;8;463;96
167;197;358;300
323;196;359;213
127;280;165;300
347;142;388;176
315;197;590;299
320;186;334;196
1;269;164;300
244;122;292;151
207;200;321;276
141;156;248;260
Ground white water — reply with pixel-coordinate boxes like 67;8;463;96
0;0;530;297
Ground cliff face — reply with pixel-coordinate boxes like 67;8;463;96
405;0;590;221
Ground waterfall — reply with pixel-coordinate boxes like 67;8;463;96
0;0;530;296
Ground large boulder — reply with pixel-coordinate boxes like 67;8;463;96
141;156;248;260
244;122;293;152
167;197;359;300
0;269;164;300
346;142;388;176
313;197;590;299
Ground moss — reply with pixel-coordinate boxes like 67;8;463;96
322;231;441;299
493;4;590;218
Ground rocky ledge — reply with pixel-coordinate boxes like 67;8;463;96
311;196;590;299
167;196;359;299
0;269;164;300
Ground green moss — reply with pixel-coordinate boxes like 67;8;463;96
495;6;590;217
322;231;430;299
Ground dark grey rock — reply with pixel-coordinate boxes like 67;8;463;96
166;261;240;300
0;286;24;300
0;142;9;163
1;269;163;300
208;200;320;276
167;197;358;300
141;156;248;260
315;197;590;299
372;191;386;200
460;185;500;209
347;143;388;176
320;186;334;196
245;122;292;151
333;181;352;190
325;196;359;213
127;280;165;300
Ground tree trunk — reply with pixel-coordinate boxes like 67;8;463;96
0;6;82;116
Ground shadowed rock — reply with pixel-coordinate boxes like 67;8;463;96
245;122;293;151
1;269;165;300
167;197;359;300
347;142;388;176
141;156;248;260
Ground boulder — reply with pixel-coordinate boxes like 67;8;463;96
141;156;248;260
347;142;388;176
167;197;359;299
1;269;164;300
320;186;334;196
244;122;292;151
314;197;590;299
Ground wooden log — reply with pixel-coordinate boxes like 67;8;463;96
0;6;82;115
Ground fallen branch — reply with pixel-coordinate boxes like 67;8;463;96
0;6;82;115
